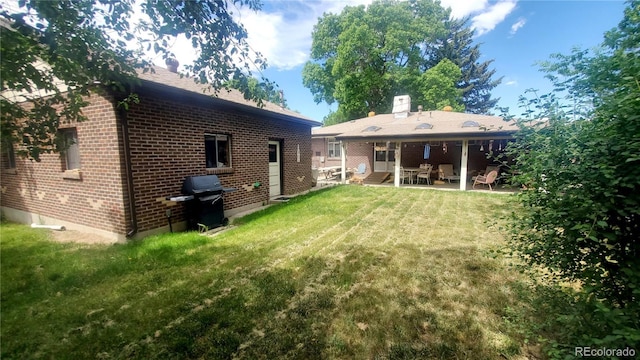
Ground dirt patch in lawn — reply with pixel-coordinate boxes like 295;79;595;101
49;229;116;244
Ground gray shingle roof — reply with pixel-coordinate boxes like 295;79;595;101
312;110;517;139
137;67;321;126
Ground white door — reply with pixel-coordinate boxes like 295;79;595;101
269;141;281;197
373;142;396;172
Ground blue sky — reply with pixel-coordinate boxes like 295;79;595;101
233;0;627;122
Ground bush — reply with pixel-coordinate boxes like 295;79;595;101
501;0;640;356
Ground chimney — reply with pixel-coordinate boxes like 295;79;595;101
392;95;411;119
279;90;285;109
166;58;179;73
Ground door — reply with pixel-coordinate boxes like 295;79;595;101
269;141;281;197
373;142;396;172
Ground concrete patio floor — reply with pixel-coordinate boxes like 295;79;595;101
316;174;518;194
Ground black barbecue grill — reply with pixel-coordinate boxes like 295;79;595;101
171;175;235;231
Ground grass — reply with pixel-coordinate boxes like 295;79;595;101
1;186;536;359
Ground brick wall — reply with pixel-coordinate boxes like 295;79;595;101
312;138;374;176
126;91;314;233
1;89;314;237
0;92;130;236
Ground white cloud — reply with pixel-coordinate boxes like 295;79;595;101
442;0;519;37
471;0;518;36
237;0;373;71
510;17;527;35
505;79;518;86
440;0;488;19
179;0;517;72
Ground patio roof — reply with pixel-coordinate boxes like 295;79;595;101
313;110;518;141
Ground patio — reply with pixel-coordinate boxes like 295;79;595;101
316;171;518;193
312;96;519;192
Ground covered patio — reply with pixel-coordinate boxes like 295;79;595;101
312;97;519;191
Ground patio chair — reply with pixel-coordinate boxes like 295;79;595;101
472;165;500;183
438;164;460;183
416;164;433;185
473;170;499;191
399;166;412;184
354;163;366;175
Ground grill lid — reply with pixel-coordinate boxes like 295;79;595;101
181;175;223;195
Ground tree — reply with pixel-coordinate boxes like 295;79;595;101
302;0;450;123
503;0;639;351
425;17;502;114
226;77;288;108
1;0;268;160
303;0;501;124
418;59;464;112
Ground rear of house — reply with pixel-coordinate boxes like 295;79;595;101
1;67;320;241
312;95;517;188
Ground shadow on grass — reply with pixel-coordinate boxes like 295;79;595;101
1;223;540;359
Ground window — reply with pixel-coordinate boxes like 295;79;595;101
328;140;341;158
2;141;16;172
205;134;231;168
59;128;80;170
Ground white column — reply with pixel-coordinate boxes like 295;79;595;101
460;139;469;191
340;140;347;184
394;141;401;187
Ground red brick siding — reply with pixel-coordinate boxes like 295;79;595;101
0;92;129;234
126;93;313;233
311;138;373;176
1;90;314;236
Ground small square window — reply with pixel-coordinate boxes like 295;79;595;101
205;134;231;168
59;128;80;170
328;140;341;158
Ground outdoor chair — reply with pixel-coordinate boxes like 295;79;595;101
473;170;499;191
416;164;433;185
438;164;460;183
472;165;501;183
354;163;366;175
399;166;412;184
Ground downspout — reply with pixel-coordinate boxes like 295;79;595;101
119;107;138;238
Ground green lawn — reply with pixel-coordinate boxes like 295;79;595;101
1;186;537;359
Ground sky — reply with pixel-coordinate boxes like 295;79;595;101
218;0;627;122
2;0;627;122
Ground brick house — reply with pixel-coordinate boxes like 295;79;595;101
1;67;321;241
312;95;517;189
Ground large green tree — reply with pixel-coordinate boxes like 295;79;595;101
1;0;270;160
302;0;451;122
425;17;502;114
504;0;639;351
302;0;500;123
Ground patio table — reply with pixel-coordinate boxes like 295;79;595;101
403;167;422;184
318;166;342;179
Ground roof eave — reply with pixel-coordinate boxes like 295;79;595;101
335;130;517;142
137;78;321;127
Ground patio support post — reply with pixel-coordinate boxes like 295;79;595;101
340;140;347;184
394;141;401;187
460;139;469;191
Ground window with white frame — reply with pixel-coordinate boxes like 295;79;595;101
59;128;80;170
205;134;231;168
328;140;341;158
